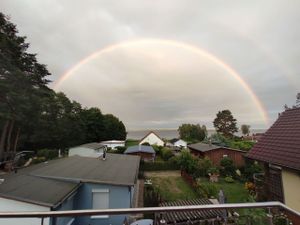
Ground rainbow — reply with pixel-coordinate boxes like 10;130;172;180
53;38;270;125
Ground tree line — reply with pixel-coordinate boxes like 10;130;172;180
0;13;126;161
178;109;251;142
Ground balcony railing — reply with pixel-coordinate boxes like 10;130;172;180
0;201;299;225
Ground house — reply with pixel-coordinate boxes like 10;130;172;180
0;153;140;225
100;140;125;150
68;142;106;158
169;138;187;149
139;131;164;146
124;145;155;161
247;108;300;213
188;142;246;167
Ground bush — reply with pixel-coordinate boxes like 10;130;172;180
196;182;218;198
37;149;58;160
141;142;150;146
224;176;234;183
115;146;126;154
220;157;236;177
177;150;197;174
207;167;219;175
194;157;213;177
141;161;180;171
160;148;173;161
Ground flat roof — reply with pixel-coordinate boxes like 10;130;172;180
31;154;140;186
0;172;79;207
0;153;140;207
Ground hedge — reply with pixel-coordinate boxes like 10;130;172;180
140;161;180;171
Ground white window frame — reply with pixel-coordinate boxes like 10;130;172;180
91;189;110;219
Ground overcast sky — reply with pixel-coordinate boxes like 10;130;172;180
2;0;300;130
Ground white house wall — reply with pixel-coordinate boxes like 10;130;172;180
0;197;50;225
140;133;164;146
68;147;103;158
174;140;187;148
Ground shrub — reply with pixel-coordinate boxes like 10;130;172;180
37;149;58;160
115;146;126;154
141;142;150;146
220;157;236;177
177;150;197;174
207;167;219;175
196;182;218;198
224;176;234;183
160;148;173;161
141;161;180;171
194;157;213;177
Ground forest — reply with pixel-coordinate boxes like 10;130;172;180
0;13;126;161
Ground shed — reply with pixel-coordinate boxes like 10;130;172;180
188;143;246;167
125;145;156;161
68;142;106;158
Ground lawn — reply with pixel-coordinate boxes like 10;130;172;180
125;139;139;147
198;177;249;203
148;174;198;201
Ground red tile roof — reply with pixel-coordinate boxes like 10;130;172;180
247;108;300;171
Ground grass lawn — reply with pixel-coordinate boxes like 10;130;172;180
125;139;139;147
150;176;198;201
198;177;249;203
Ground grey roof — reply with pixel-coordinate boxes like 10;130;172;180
125;145;155;154
188;142;246;153
31;154;140;186
0;153;140;207
78;142;106;150
188;143;221;152
0;170;79;207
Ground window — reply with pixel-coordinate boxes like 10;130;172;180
91;189;109;219
223;154;228;157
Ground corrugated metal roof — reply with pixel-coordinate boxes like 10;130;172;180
157;199;223;224
125;145;155;154
247;108;300;170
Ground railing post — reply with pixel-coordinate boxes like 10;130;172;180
41;217;44;225
267;207;274;225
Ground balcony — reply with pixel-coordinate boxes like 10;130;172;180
0;201;299;225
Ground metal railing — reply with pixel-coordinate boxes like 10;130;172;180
0;201;298;224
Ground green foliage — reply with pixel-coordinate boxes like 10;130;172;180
125;139;139;147
213;110;238;137
178;124;206;142
194;157;213;177
220;157;236;176
141;161;180;171
229;140;254;151
224;176;234;183
241;124;251;136
207;166;219;174
244;160;263;180
141;142;150;146
0;13;127;155
177;150;197;174
160;147;173;161
196;182;218;198
152;145;161;154
210;133;229;146
37;149;58;160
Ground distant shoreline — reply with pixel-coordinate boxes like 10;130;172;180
127;128;267;140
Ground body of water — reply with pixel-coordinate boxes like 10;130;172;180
127;128;267;140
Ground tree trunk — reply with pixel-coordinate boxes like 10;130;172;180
13;127;20;155
0;120;9;161
6;120;14;157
